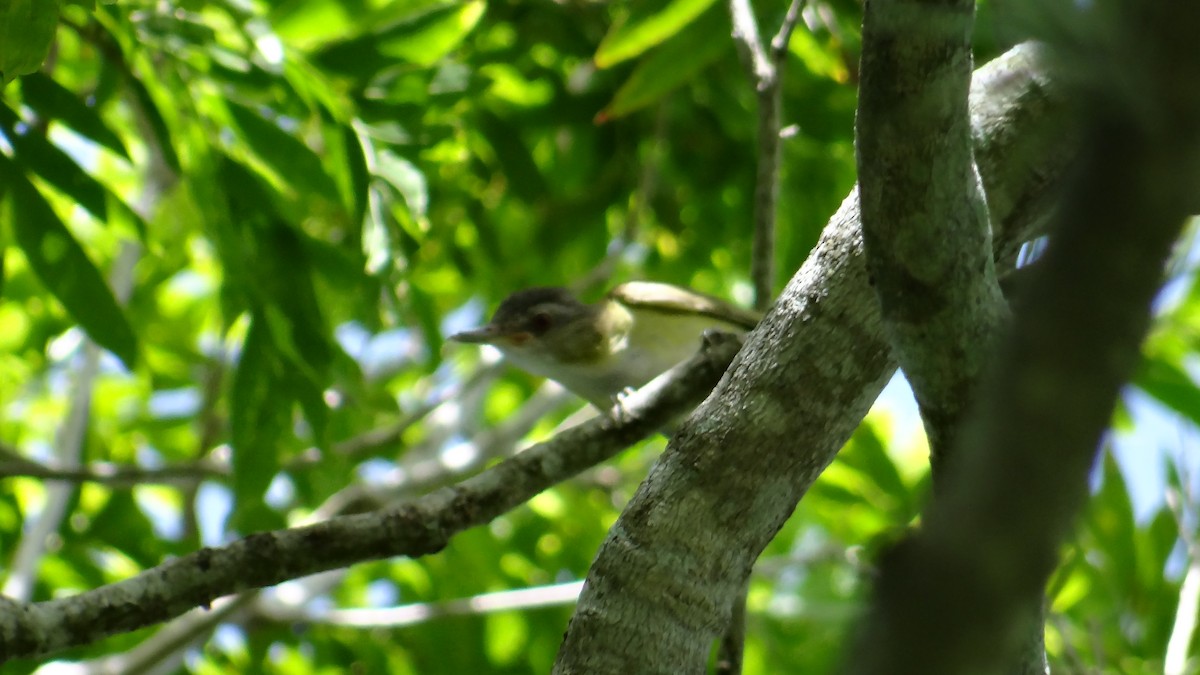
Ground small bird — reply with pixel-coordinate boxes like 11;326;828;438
450;281;760;410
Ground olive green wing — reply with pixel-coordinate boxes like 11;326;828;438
608;281;761;331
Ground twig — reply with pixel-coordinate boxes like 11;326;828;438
729;0;805;311
259;580;585;628
1166;459;1199;675
0;459;225;486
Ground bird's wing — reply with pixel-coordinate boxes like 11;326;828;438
607;281;762;331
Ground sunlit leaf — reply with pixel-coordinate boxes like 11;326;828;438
0;0;57;84
1134;355;1200;426
0;153;138;368
124;74;181;172
226;101;343;211
0;102;148;240
316;2;485;72
600;5;731;121
594;0;719;69
376;1;485;67
20;73;131;159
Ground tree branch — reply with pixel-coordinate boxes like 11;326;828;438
844;2;1200;672
856;0;1006;476
723;4;806;668
0;334;743;663
0;456;224;486
554;43;1073;674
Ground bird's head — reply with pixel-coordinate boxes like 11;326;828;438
450;287;623;371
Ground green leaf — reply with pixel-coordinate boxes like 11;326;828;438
1134;356;1200;426
20;73;131;159
216;158;335;444
0;101;106;219
226;101;343;210
315;2;484;73
0;102;148;241
600;5;732;121
375;1;485;67
474;110;547;204
0;0;58;84
594;0;719;69
229;316;287;531
0;153;138;368
328;122;370;227
840;425;913;515
125;75;181;172
270;0;367;50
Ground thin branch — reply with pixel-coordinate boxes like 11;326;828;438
2;244;143;601
67;377;574;672
0;333;743;663
77;593;256;675
331;364;501;460
729;0;805;311
259;580;585;628
1166;460;1200;675
0;458;225;486
314;384;574;517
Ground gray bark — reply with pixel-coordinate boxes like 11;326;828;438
856;0;1045;671
844;1;1200;672
553;43;1072;674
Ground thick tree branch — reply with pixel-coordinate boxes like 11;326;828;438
844;3;1200;673
723;5;807;669
554;43;1072;674
0;335;742;664
856;0;1007;475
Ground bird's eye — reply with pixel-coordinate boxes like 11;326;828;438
528;312;553;334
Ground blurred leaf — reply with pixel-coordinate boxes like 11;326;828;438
271;0;363;49
124;74;181;172
376;1;486;67
0;101;106;219
474;109;546;203
0;102;148;239
0;0;57;84
787;28;851;83
216;159;336;445
229;316;288;531
1134;355;1200;426
0;152;138;368
595;0;719;68
225;101;344;211
316;2;485;73
838;425;913;515
20;73;131;159
336;122;371;227
600;5;732;121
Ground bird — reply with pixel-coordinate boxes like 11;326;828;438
449;281;761;410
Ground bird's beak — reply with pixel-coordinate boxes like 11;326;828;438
449;325;501;344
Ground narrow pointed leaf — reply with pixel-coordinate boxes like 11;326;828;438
20;73;130;159
0;153;138;367
594;0;719;69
